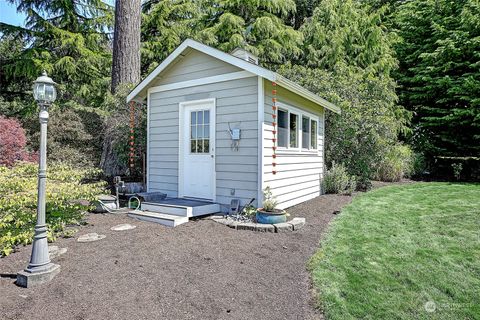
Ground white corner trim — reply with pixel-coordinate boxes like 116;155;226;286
257;76;265;207
146;92;151;192
147;71;254;95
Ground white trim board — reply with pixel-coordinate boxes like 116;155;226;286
147;71;254;95
127;39;340;114
257;76;265;207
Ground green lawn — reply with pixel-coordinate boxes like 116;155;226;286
309;182;480;319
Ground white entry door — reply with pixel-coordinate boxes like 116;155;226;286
179;99;215;200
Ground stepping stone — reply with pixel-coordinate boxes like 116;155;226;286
77;233;106;242
110;223;136;231
49;246;68;258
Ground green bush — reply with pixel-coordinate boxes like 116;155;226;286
375;144;413;182
0;162;106;256
323;162;354;194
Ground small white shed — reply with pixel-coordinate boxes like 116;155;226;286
127;39;340;226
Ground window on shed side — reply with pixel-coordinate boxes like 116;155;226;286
277;109;288;147
289;113;298;148
302;116;310;149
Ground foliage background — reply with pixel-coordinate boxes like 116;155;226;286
0;163;106;256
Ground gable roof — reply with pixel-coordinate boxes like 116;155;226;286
127;39;340;114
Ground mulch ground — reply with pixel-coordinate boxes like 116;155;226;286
0;194;353;320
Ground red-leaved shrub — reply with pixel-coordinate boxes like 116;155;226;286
0;116;37;167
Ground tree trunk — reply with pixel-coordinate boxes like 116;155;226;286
111;0;141;93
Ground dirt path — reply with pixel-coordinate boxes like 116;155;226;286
0;194;352;320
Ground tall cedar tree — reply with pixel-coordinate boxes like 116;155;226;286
0;0;113;107
394;0;480;157
111;0;142;92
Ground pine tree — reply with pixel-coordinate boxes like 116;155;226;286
0;0;113;107
141;0;201;74
394;0;480;157
195;0;304;67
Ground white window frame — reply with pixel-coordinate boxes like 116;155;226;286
276;101;319;154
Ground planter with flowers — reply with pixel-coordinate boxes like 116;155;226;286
256;187;288;224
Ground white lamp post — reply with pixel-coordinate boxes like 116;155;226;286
17;71;60;288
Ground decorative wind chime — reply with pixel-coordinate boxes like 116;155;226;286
129;101;136;172
271;82;277;175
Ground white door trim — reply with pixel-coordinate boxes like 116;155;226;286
178;98;216;201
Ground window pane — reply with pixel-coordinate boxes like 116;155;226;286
197;111;203;125
311;120;317;149
204;110;210;125
198;124;204;139
204;139;209;153
302;116;310;149
191;125;196;139
191;111;196;125
277;109;288;147
204;125;209;138
191;139;197;153
290;113;298;148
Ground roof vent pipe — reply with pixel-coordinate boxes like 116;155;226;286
230;48;259;65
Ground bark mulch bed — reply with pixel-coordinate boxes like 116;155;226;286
0;194;352;320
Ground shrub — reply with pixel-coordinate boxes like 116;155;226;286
451;163;463;180
0;116;37;167
324;162;352;194
0;162;106;256
375;144;413;182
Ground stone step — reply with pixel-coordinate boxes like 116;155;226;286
141;201;220;217
128;210;189;227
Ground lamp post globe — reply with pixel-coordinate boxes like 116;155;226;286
33;71;57;104
17;71;60;288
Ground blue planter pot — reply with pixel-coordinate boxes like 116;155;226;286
256;209;287;224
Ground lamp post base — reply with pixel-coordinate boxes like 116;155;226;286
16;263;60;288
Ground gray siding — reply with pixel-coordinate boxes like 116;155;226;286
262;80;325;209
151;49;241;87
148;69;258;208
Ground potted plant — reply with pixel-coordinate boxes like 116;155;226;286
256;187;287;224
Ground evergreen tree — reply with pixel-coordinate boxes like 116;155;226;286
301;0;398;76
281;0;410;183
394;0;480;157
195;0;304;67
0;0;113;107
141;0;201;74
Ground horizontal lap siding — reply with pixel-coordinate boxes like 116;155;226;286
152;49;240;86
215;77;258;207
262;80;325;209
148;50;258;207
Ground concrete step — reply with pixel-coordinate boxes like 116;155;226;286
141;201;220;217
128;210;189;227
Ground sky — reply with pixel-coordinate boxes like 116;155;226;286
0;1;115;27
0;1;25;26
